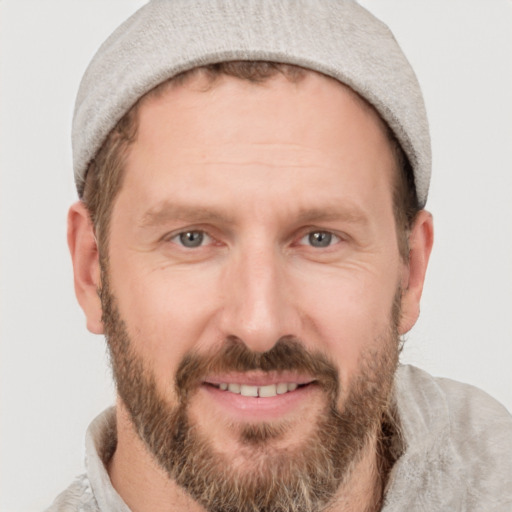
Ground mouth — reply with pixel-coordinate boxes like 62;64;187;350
206;381;311;397
198;374;319;422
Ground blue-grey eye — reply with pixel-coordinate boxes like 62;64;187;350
177;231;205;248
301;231;339;248
309;231;332;247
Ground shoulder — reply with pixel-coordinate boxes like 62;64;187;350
397;364;512;452
44;474;100;512
434;373;512;438
393;365;512;510
434;372;512;508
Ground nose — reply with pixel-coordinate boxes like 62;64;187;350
218;242;299;353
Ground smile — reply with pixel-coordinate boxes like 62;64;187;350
200;377;319;421
210;382;305;397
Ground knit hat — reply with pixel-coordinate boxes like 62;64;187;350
73;0;431;207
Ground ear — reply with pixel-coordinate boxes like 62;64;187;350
67;201;104;334
398;210;434;334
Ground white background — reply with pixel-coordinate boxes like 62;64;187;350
0;1;510;510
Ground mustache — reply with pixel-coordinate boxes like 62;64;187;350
175;335;339;402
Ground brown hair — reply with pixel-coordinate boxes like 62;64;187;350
81;61;419;261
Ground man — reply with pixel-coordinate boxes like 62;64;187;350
46;1;512;511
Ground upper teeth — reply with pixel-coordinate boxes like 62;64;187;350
217;382;299;398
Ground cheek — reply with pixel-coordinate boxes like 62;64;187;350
108;259;222;385
291;264;399;385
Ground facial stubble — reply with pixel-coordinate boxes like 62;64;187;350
101;273;400;512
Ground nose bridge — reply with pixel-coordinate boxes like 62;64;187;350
219;238;295;353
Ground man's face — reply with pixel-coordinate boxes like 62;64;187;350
101;71;409;510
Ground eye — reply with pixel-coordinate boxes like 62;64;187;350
171;230;212;248
300;231;341;248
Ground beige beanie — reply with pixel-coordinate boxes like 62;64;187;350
73;0;431;206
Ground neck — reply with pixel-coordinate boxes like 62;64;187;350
326;435;384;512
108;400;386;512
109;400;205;512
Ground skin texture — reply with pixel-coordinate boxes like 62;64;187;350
68;71;433;512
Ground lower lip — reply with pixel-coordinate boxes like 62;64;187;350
200;383;318;422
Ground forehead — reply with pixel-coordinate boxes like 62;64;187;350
142;67;391;141
132;68;394;164
117;70;398;222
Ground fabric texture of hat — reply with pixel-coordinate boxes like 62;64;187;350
73;0;431;207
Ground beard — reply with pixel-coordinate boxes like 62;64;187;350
101;275;400;512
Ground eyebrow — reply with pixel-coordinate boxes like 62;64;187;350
138;201;369;229
293;205;369;226
138;201;234;228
